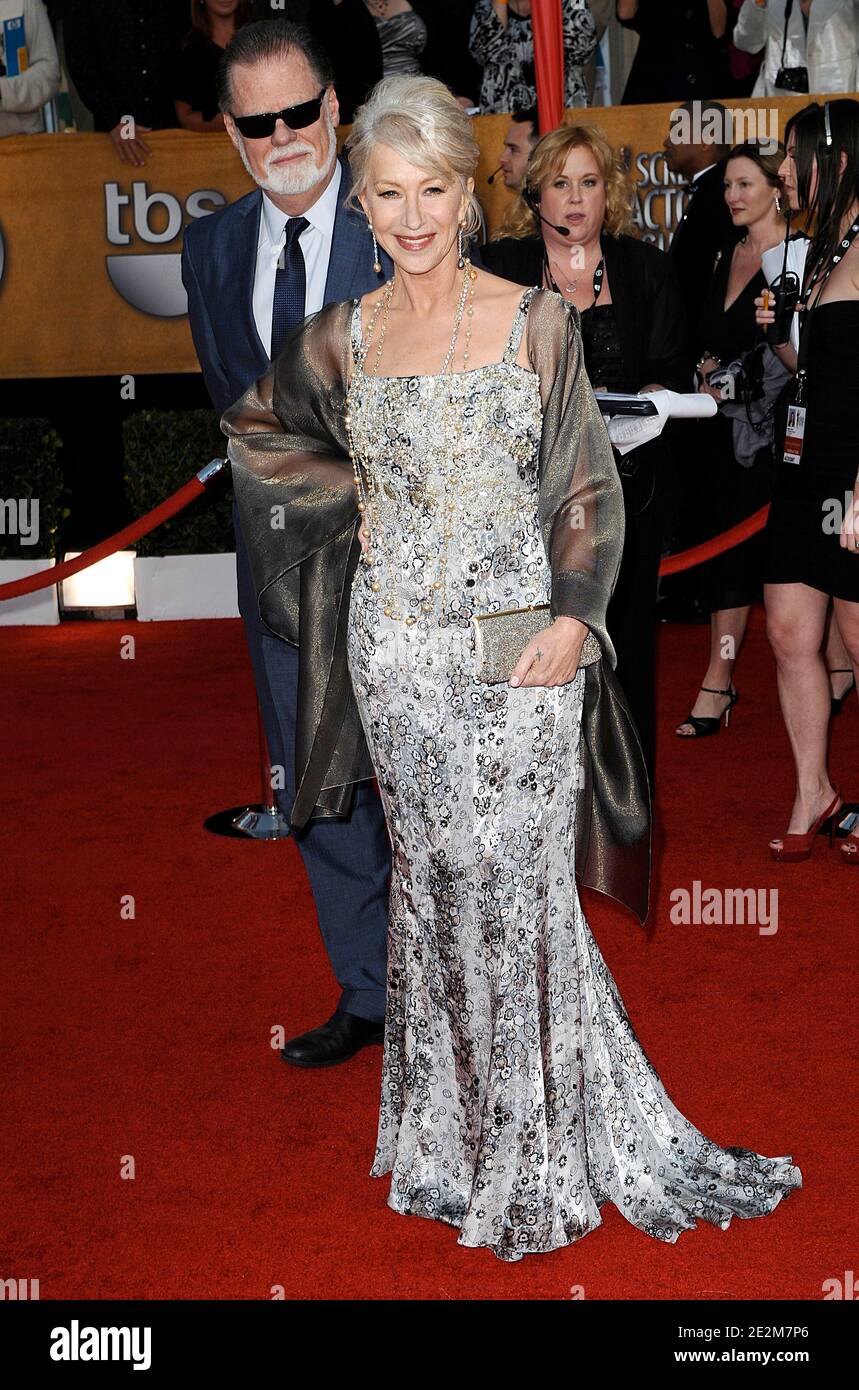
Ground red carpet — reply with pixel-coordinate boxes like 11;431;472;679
1;611;856;1300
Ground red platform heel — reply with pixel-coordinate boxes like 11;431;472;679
769;789;842;863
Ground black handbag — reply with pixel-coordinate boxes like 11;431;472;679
774;0;809;92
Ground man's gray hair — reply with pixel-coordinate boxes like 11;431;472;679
217;18;335;113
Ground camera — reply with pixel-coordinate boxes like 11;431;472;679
766;271;801;347
774;66;809;93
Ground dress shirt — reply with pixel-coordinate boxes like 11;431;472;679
252;159;342;359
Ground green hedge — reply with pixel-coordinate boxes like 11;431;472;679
124;409;234;557
0;419;64;560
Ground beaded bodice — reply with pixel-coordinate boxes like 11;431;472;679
345;288;548;629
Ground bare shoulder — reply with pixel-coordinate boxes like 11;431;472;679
473;266;532;313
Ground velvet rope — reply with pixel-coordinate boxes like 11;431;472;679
657;504;770;577
0;471;770;603
0;462;225;601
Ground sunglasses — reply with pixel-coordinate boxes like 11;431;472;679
231;87;328;139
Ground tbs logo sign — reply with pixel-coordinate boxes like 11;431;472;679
105;181;225;317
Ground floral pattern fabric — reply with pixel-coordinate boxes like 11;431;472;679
469;0;598;113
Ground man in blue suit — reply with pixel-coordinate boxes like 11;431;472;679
182;19;393;1068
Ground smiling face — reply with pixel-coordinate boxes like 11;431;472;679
724;155;779;228
358;142;472;274
538;144;607;245
224;49;339;199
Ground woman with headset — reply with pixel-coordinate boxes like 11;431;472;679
482;122;688;781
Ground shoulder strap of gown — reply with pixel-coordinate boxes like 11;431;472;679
348;298;363;370
503;287;538;363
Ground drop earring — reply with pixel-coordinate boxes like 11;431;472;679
369;220;382;275
457;222;465;270
775;193;782;214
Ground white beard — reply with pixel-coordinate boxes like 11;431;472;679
237;105;337;196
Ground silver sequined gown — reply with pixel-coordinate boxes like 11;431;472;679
344;288;802;1262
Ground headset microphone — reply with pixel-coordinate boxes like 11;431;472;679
523;186;570;237
487;166;504;184
537;212;570;238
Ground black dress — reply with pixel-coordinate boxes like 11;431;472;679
618;0;734;105
765;302;859;602
481;233;690;781
580;304;661;782
694;249;775;613
173;34;224;123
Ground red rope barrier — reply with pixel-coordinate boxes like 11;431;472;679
0;459;770;603
0;461;226;601
657;504;770;578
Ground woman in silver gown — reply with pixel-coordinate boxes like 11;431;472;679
223;75;802;1262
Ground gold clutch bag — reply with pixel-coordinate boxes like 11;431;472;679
471;603;602;684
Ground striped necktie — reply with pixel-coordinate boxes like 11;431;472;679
270;215;309;360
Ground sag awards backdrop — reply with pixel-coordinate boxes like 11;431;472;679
0;96;819;381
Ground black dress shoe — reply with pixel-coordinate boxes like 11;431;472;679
280;1009;385;1068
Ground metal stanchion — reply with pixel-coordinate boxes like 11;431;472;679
204;702;291;840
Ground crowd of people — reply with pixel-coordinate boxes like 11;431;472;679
201;13;859;1262
3;3;858;142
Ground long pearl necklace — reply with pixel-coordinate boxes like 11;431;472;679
345;259;478;627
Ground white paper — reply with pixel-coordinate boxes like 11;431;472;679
603;391;717;455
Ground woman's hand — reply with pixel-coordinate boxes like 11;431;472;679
754;291;800;370
509;615;589;688
696;357;723;402
840;490;859;555
754;291;776;332
109;118;152;166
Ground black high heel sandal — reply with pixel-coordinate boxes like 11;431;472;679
829;668;856;717
821;802;859;840
675;685;740;738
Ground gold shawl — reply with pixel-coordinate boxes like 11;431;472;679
222;288;652;923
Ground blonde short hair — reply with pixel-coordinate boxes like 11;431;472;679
345;75;482;240
498;121;634;241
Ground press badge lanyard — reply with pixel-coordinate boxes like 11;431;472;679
783;214;859;466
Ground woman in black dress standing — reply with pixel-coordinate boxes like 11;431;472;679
616;0;735;105
675;142;790;739
482;122;688;780
758;100;859;865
